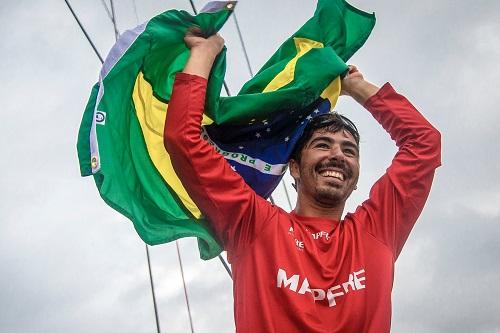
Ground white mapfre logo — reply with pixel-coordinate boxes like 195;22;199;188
276;268;366;307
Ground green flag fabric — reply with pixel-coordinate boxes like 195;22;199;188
77;0;375;260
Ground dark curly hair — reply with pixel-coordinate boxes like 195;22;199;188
290;113;360;162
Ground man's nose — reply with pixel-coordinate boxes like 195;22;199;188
328;145;346;162
329;144;343;156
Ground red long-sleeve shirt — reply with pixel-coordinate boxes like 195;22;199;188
164;73;441;332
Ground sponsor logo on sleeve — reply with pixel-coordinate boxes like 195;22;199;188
96;111;106;125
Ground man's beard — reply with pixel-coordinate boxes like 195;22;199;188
311;160;353;206
313;184;347;207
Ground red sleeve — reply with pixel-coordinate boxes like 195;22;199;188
353;83;441;259
163;73;276;257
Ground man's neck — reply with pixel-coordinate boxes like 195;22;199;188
293;194;345;221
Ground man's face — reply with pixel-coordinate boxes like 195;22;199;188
290;129;360;207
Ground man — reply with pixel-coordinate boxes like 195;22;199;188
164;31;441;332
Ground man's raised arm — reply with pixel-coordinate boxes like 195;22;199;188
182;30;225;79
163;32;275;255
343;66;442;258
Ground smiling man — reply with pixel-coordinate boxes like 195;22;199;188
164;32;441;332
289;112;361;220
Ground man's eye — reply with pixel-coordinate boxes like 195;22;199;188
315;143;329;149
344;148;357;156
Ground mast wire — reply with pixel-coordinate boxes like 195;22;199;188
176;241;195;333
108;4;162;331
229;4;295;212
227;5;294;211
109;0;120;39
99;0;113;21
146;245;162;333
232;12;253;77
218;254;233;278
131;0;140;24
63;0;104;63
64;1;161;331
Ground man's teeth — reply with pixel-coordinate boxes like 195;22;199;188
320;170;344;180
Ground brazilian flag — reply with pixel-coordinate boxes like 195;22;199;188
77;0;375;259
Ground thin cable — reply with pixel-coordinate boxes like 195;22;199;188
232;12;253;77
282;182;293;211
63;0;104;63
65;3;162;331
146;245;162;333
108;4;161;332
218;254;232;278
107;4;162;330
176;241;195;333
99;0;121;39
131;0;140;24
109;0;120;40
221;79;231;96
188;0;198;14
99;0;113;21
230;7;295;211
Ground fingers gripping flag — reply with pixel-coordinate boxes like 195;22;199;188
77;0;375;259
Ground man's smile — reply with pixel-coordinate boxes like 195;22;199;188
318;170;345;181
316;160;352;183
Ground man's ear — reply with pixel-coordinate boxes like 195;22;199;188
289;158;300;181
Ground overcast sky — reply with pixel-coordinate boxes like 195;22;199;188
1;0;500;332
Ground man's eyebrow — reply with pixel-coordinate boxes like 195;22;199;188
342;140;359;152
307;135;359;152
307;136;334;146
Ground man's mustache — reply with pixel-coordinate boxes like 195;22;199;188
316;160;353;179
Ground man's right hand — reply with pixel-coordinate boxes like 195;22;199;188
182;29;225;79
184;29;225;57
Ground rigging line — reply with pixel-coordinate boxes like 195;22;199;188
232;12;253;77
118;3;165;329
222;80;231;97
63;0;104;64
218;254;233;278
131;0;140;24
109;0;120;40
188;0;198;15
65;2;162;331
99;0;121;39
106;3;161;331
110;4;161;330
282;182;293;211
146;245;162;333
176;241;196;333
99;0;113;21
229;6;296;211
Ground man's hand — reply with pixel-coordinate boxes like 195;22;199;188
184;28;225;58
341;65;379;105
183;28;225;79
